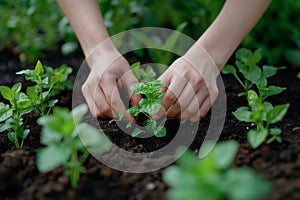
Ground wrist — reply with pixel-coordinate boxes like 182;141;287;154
183;43;220;78
85;38;122;69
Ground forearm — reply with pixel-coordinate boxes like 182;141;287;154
57;0;110;56
197;0;271;70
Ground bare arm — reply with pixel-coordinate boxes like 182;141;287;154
57;0;109;56
198;0;271;69
159;0;272;121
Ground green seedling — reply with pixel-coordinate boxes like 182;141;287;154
36;104;111;188
163;140;272;200
16;60;73;115
130;62;156;82
115;80;166;137
0;83;33;148
222;48;286;100
233;90;289;148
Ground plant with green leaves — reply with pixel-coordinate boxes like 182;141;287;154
0;83;33;148
222;48;286;100
36;104;111;188
16;60;73;115
116;80;166;137
130;62;156;82
163;140;272;200
233;90;290;148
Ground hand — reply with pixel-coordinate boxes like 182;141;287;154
82;40;140;121
156;43;220;122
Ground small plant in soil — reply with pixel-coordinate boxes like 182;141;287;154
163;140;272;200
16;60;73;115
115;79;166;137
0;83;33;148
222;48;290;148
233;90;289;148
36;104;111;188
130;61;156;82
222;48;286;99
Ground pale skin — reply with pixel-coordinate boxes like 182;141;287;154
57;0;271;122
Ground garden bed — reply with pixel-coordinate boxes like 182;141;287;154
0;51;299;200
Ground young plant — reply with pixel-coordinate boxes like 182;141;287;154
36;104;111;188
0;83;33;148
16;60;73;115
163;140;272;200
120;80;166;137
233;90;290;148
222;48;286;100
130;62;156;82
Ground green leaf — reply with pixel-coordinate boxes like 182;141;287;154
0;122;11;132
7;132;15;143
0;103;12;122
262;65;278;78
154;125;166;137
146;119;157;131
266;104;290;124
77;123;111;154
232;107;252;123
212;140;239;169
17;99;32;110
128;106;139;116
225;168;272;200
270;128;282;136
37;144;71;172
261;86;286;100
35;60;44;77
247;90;260;109
72;104;88;124
26;86;39;100
131;127;144;137
236;48;252;61
222;65;237;75
12;83;22;93
0;86;14;101
244;49;262;67
247;129;268;149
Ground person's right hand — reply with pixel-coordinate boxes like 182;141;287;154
82;40;140;121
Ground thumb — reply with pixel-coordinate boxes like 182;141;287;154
120;71;141;106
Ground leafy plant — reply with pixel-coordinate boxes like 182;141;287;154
130;62;156;82
0;83;33;148
114;80;166;137
222;48;286;100
233;90;290;148
163;140;272;200
16;60;73;115
36;104;111;188
222;48;290;148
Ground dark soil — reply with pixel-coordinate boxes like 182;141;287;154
0;52;299;200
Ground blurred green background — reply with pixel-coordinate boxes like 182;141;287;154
1;0;299;67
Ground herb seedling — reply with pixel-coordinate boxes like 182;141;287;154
222;48;290;148
233;90;289;148
0;83;33;148
222;48;286;100
115;80;166;137
36;104;111;188
163;140;272;200
16;60;73;115
130;62;156;82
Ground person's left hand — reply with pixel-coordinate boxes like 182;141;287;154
154;43;220;122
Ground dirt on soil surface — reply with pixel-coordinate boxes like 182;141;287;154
0;52;299;200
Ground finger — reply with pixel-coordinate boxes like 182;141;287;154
101;76;134;122
160;73;186;112
118;71;141;107
167;82;197;117
82;84;112;118
190;97;212;122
